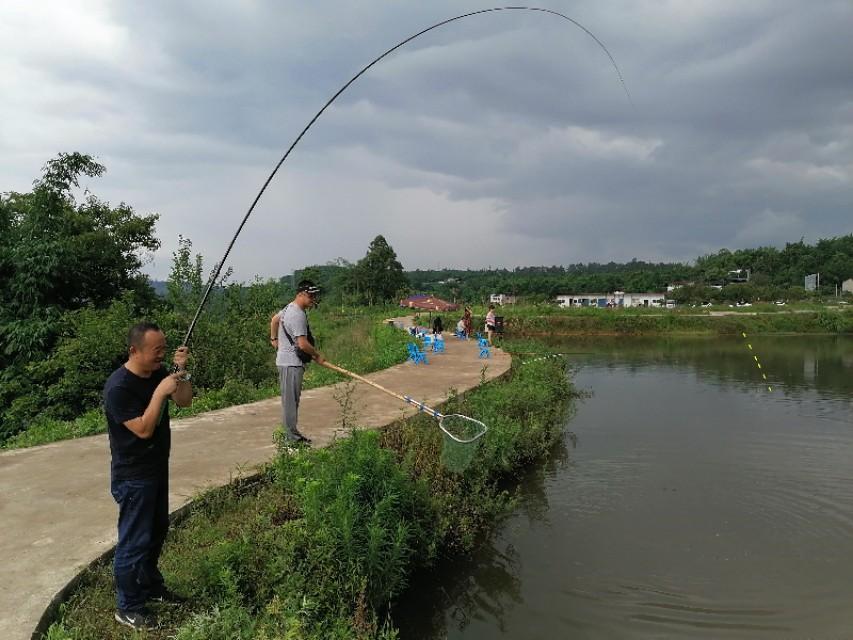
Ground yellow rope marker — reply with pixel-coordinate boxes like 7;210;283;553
742;331;772;392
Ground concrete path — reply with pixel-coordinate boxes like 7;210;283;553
0;319;510;640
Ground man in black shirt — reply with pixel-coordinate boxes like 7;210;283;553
103;322;192;630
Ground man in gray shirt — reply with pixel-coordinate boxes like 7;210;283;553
269;280;324;444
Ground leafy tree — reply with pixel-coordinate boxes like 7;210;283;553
348;235;409;305
8;295;139;427
295;266;323;288
0;152;159;365
0;153;159;439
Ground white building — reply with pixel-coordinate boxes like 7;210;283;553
555;292;666;308
843;278;853;294
620;292;667;307
555;293;610;308
490;293;518;305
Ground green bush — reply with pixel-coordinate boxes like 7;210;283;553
3;303;411;449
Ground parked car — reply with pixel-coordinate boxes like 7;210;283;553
701;302;713;308
774;300;786;306
736;301;753;307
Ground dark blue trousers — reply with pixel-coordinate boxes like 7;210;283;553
110;469;169;611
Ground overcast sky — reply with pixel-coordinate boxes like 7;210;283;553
1;1;851;281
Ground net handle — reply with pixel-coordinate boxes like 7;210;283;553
318;360;443;418
319;361;487;443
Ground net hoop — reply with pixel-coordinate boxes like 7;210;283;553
438;413;487;444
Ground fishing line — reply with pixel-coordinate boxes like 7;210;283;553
741;331;773;392
177;6;632;351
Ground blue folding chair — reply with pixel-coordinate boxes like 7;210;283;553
407;342;429;365
454;329;467;340
432;338;445;353
478;337;490;359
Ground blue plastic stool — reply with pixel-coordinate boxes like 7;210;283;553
407;342;429;365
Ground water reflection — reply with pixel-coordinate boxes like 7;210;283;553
550;335;853;401
394;438;571;637
396;336;853;639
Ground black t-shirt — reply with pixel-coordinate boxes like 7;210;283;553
104;365;171;480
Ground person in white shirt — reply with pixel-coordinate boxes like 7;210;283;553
485;304;497;345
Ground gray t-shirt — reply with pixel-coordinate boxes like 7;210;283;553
276;303;309;367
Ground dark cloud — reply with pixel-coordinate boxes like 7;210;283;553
1;1;851;279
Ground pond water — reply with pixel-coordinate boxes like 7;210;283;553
396;336;853;639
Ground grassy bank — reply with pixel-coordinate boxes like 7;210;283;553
495;306;853;336
415;304;852;338
3;309;409;450
43;354;574;640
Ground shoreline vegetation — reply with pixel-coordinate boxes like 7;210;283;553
505;308;853;336
416;304;852;337
43;349;575;640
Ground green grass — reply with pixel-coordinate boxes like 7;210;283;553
490;305;853;336
42;354;575;640
3;311;411;450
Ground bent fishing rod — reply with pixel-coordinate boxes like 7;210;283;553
177;6;632;351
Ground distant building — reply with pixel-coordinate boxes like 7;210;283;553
666;281;695;292
728;269;750;283
842;278;853;294
490;293;518;305
555;293;609;308
620;292;667;308
805;273;819;291
399;294;459;312
556;292;666;308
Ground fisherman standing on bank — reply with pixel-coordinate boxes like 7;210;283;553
103;322;193;630
269;280;325;445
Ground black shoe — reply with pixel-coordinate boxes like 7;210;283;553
114;608;158;630
149;585;187;604
293;432;312;445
